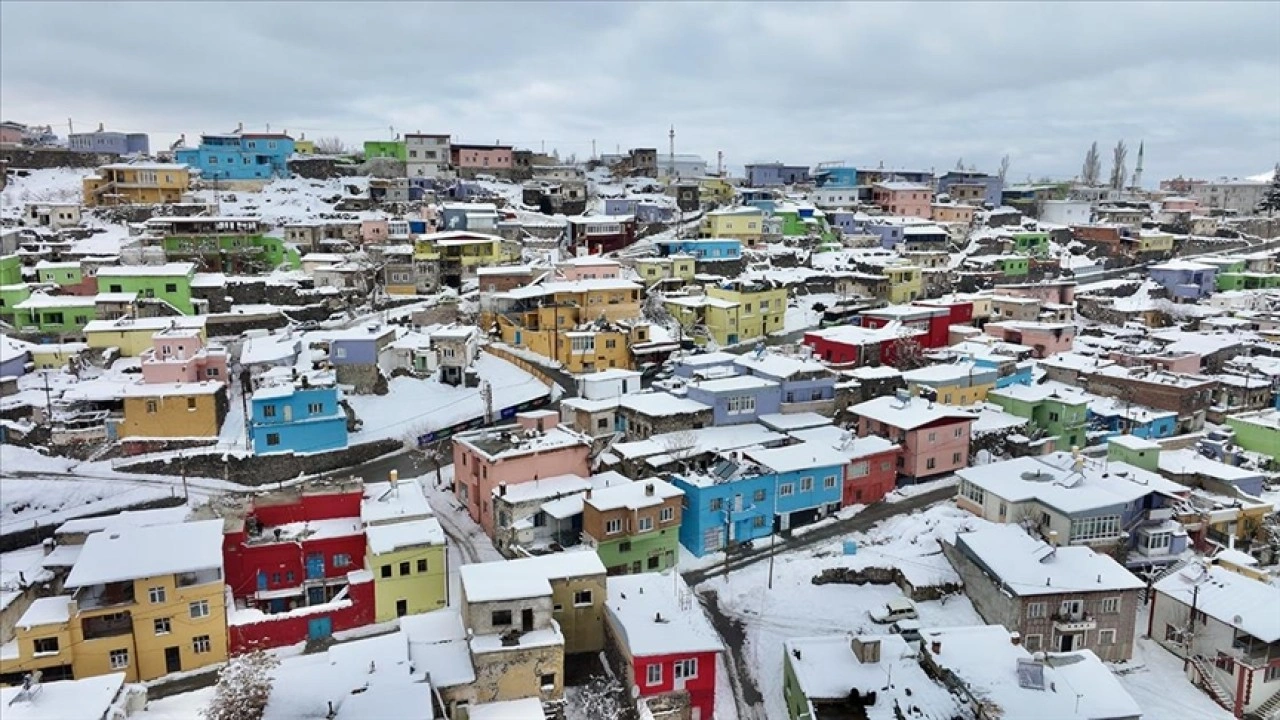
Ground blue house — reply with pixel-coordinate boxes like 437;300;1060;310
936;171;1004;207
656;238;742;260
604;198;638;216
745;163;810;187
0;336;33;379
673;441;847;556
1088;402;1179;440
812;166;859;188
684;375;781;425
636;202;675;224
328;325;397;393
1147;260;1217;301
249;380;348;455
733;352;836;410
828;210;858;235
672;352;741;379
970;355;1034;389
175;132;296;180
738;189;775;206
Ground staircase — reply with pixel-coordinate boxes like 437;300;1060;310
1248;687;1280;720
1188;655;1235;714
1139;558;1191;604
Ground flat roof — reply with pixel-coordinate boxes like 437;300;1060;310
65;519;223;587
460;550;605;603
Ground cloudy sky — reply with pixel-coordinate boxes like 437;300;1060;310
3;2;1277;184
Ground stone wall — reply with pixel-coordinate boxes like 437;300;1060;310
811;565;962;602
89;203;217;225
287;156;359;180
204;311;290;337
114;438;402;486
0;147;117;169
194;277;351;315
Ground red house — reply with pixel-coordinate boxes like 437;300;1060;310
913;297;974;330
566;215;637;255
221;480;375;652
606;573;724;720
861;305;951;349
791;425;903;506
804;323;927;368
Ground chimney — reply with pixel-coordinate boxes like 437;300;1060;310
645;483;655;497
389;469;398;487
1010;631;1022;646
851;637;881;664
499;483;507;497
41;538;54;556
930;640;942;655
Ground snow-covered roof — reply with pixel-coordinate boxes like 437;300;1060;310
618;392;710;418
93;292;138;303
468;698;546;720
83;315;206;334
757;412;830;432
733;352;829;379
493;474;591;503
586;478;682;512
14;292;96;310
0;335;34;364
787;425;900;460
0;672;126;720
921;626;1141;720
606;572;723;657
988;382;1089;404
850;395;975;430
1155;564;1280;642
688;374;778;393
806;322;925;346
55;505;192;536
956;452;1184;514
955;525;1143;596
742;441;849;474
401;610;476;688
361;478;433;525
65;518;224;587
499;277;640;300
460;550;606;603
119;380;224;397
1106;434;1160;452
366;518;445;554
17;596;72;629
785;634;962;715
1159;448;1262;483
612;423;786;462
96;262;195;277
455;424;589;461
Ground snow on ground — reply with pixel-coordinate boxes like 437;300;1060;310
698;503;987;720
346;353;551;443
0;168;84;214
779;292;841;335
1113;618;1232;719
188;176;378;227
140;686;216;719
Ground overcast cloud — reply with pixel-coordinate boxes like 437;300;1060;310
3;1;1277;183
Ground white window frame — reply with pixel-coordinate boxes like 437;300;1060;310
605;518;622;535
727;395;756;415
673;658;698;679
638;516;654;532
646;662;662;686
154;617;171;635
1026;602;1046;619
193;635;212;653
1099;629;1116;646
1100;596;1120;614
189;600;210;619
660;507;674;523
148;586;166;604
778;483;794;497
799;476;814;492
824;475;838;489
851;461;870;478
109;649;129;669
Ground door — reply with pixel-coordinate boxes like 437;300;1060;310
522;608;534;632
306;553;325;580
307;586;326;606
257;571;267;591
308;616;332;641
396;599;408;618
164;646;181;673
1059;633;1077;652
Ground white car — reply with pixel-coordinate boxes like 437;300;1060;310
869;597;918;624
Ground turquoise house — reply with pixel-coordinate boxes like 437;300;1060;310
176;132;295;180
249;380;348;456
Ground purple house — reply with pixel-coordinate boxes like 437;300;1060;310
828;210;858;235
746;163;811;187
684;374;782;425
1148;260;1217;301
672;352;741;379
604;198;639;216
68;129;150;155
636;202;675;224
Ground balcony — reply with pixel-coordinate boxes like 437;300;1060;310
81;611;132;640
176;568;222;588
75;581;135;611
1052;613;1097;633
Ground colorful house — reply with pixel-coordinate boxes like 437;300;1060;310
119;381;227;439
564;215;638;255
12;293;97;335
1224;410;1280;461
902;361;999;406
655;237;741;260
733;351;837;414
983;321;1076;359
1147;259;1218;301
789;425;902;506
684;374;781;425
82;163;191;207
143;216;288;274
34;260;89;293
361;476;448;622
701;206;765;244
0;519;227;683
174;131;295;180
363;140;407;162
605;573;724;720
84;315;207;357
582;478;684;574
95;263;197;315
139;327;228;384
881;264;923;304
986;383;1089;450
849;393;976;482
249;375;348;456
664;280;786;347
871;182;933;218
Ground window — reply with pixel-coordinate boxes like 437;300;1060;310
1100;596;1120;614
381;564;392;578
727;395;756;415
148;586;167;604
674;658;698;679
638;517;654;532
154;617;171;635
605;339;617;349
189;600;210;619
1026;602;1046;619
605;518;622;535
753;489;766;502
271;573;281;584
709;498;723;512
660;507;674;523
619;541;632;553
1099;629;1116;646
334;553;351;568
779;483;794;497
335;347;347;359
266;433;280;447
824;475;838;489
1266;665;1280;683
999;502;1007;519
193;635;212;654
753;516;767;528
1048;411;1060;422
165;283;178;293
1059;599;1084;617
417;559;428;573
1024;635;1042;652
308;402;324;414
928;432;936;442
491;610;512;626
1069;515;1121;542
597;417;610;429
399;561;411;576
570;336;596;353
574;589;593;607
187;397;197;411
263;404;277;418
646;663;662;686
952;452;962;464
109;649;129;669
540;673;555;689
146;400;158;414
33;638;58;654
926;457;937;470
954;427;964;437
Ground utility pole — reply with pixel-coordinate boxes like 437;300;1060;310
591;139;596;160
67;117;74;136
41;371;53;420
668;125;676;181
1183;581;1201;671
179;452;190;503
717;150;723;177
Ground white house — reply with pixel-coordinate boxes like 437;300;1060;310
577;368;642;401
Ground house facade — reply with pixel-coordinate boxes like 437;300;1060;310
175;132;295;180
361;477;448;622
582;479;684;575
139;327;228;384
849;393;976;481
119;381;227;439
249;376;348;456
83;163;190;207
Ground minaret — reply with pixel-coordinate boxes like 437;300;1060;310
1131;141;1145;190
669;125;676;178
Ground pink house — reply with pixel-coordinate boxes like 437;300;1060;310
0;123;23;145
452;410;592;535
991;280;1077;306
450;144;514;171
849;394;975;482
361;219;389;244
983;320;1075;359
556;256;621;281
871;182;934;218
140;327;229;384
1162;196;1199;212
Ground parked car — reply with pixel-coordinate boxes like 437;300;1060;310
869;597;918;624
889;618;922;645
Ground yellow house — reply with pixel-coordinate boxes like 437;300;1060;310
85;316;208;357
82;163;191;207
119;382;227;439
701;206;765;243
414;231;521;267
497;317;649;373
665;282;787;346
882;264;923;304
634;256;696;286
0;519;228;683
1136;230;1175;253
696;176;736;205
28;342;89;370
901;361;997;406
361;477;449;622
293;139;316;155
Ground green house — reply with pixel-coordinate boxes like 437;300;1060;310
96;263;197;315
364;140;407;162
35;260;83;287
0;283;32;323
987;384;1089;450
13;292;97;335
0;255;20;286
1217;272;1280;292
1009;231;1050;257
999;255;1030;277
583;479;683;575
1106;434;1161;472
1224;411;1280;462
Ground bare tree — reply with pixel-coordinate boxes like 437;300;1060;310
404;425;451;488
658;429;699;472
1081;142;1102;186
313;136;348;155
998;154;1012;183
203;649;279;720
569;674;630;720
1109;140;1128;191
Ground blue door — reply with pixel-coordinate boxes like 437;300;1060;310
305;553;324;580
256;571;267;591
307;586;326;606
270;599;286;613
728;334;739;345
514;330;523;346
307;616;331;640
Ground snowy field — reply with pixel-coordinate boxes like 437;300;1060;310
1113;629;1232;720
